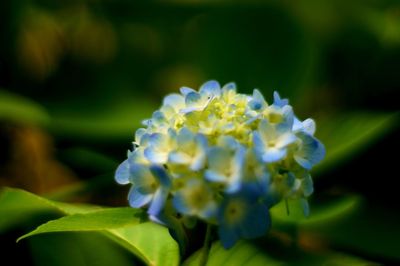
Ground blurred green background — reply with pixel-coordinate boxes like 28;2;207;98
0;0;399;265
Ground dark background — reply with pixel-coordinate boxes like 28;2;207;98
0;0;399;265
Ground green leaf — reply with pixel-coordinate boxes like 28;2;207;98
302;202;400;261
44;148;120;200
18;207;180;265
49;99;156;140
17;207;144;242
0;89;50;125
44;173;115;202
183;241;372;266
0;187;99;232
60;147;119;172
0;188;180;266
108;223;180;266
19;209;179;266
29;232;137;266
313;112;398;175
183;241;283;266
270;196;361;226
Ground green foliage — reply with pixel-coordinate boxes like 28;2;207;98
0;89;50;125
270;196;361;225
107;223;180;266
1;1;399;264
302;203;400;261
183;241;372;266
313;112;398;175
270;195;400;261
0;88;156;141
0;188;180;266
0;187;99;232
60;147;119;172
29;233;137;266
49;99;157;140
7;187;380;265
184;241;283;266
17;207;144;242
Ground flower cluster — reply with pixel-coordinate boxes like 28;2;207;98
115;81;325;249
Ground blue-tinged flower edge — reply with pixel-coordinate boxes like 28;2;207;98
115;81;325;249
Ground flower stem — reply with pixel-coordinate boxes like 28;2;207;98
199;224;212;266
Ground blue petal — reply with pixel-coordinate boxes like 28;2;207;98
192;134;208;170
148;133;167;146
302;174;314;197
128;187;152;208
128;148;147;164
285;172;296;187
275;133;296;148
185;91;201;106
249;100;262;110
253;89;265;102
302;118;316;135
222;82;236;92
148;188;169;216
180;86;196;96
149;164;171;188
207;147;230;172
144;147;168;164
205;170;227;182
168;128;177;139
134;128;147;144
263;192;280;208
273;91;289;107
240;204;271;239
294;132;325;169
236;184;262;203
177;127;195;145
248;89;266;110
136;184;155;195
199;80;221;97
199;202;217;219
226;146;246;193
115;159;130;185
292;117;303;132
262;148;287;163
152;110;166;123
293;117;315;134
129;164;153;185
169;151;191;164
138;133;150;146
163;93;184;107
281;105;294;129
244;180;266;198
196;133;208;147
225;181;241;194
180;106;203;114
240;203;270;239
217;135;238;150
252;131;266;156
172;192;191;215
258;119;276;141
218;225;239;249
221;122;235;132
149;213;167;226
141;119;150;127
190;159;205;171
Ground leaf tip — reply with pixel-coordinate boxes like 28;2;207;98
16;232;32;243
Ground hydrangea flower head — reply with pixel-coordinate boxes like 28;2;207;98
115;80;325;249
